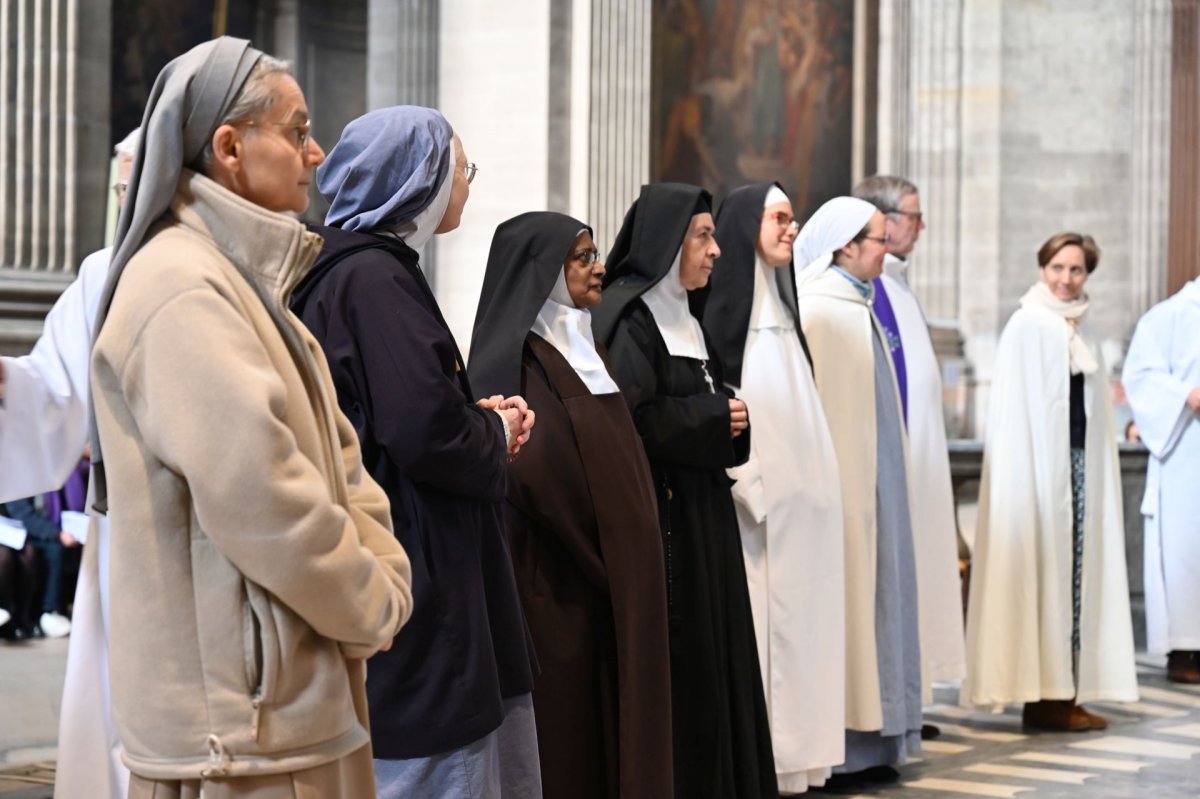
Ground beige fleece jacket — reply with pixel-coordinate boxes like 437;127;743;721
91;171;413;780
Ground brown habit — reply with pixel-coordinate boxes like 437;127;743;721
506;333;673;798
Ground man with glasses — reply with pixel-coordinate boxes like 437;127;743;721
853;175;966;740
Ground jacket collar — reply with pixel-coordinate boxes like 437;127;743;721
169;170;325;308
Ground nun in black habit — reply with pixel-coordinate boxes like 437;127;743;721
469;211;672;799
591;183;779;799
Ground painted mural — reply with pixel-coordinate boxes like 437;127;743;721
652;0;855;221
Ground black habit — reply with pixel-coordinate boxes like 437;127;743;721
592;184;779;799
290;224;536;760
469;212;672;799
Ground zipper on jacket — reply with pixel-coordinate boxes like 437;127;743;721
249;689;264;742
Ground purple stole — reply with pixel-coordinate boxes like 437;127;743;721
871;277;908;423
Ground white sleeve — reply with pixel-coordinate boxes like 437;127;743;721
0;249;110;501
1123;302;1193;460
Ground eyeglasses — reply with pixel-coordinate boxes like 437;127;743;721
861;233;890;245
232;117;313;153
462;162;478;184
572;249;602;266
766;211;799;232
888;209;923;223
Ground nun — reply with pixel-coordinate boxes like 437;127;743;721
289;106;541;799
591;183;777;799
89;38;413;797
793;197;923;789
703;183;845;794
468;211;672;799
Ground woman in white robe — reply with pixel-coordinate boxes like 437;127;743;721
702;183;845;794
964;232;1138;730
794;197;924;789
1122;277;1200;683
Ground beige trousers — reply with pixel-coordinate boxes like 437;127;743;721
127;745;375;799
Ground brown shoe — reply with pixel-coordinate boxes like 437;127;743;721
1023;699;1091;732
1076;705;1108;730
1168;651;1200;684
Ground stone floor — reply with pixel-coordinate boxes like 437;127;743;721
2;642;1199;798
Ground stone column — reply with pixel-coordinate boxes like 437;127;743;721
588;0;651;255
0;0;110;276
367;0;438;109
1131;0;1171;316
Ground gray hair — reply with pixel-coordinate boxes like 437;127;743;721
852;174;918;214
113;127;141;159
195;54;292;170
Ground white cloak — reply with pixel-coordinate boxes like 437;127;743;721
877;255;966;689
964;304;1138;707
0;247;129;799
797;268;913;731
730;271;845;792
1123;279;1200;655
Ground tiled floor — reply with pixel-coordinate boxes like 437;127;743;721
848;656;1200;798
2;651;1199;797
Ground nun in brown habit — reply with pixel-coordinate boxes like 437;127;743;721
468;211;672;799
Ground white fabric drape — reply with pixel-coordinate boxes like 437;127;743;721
0;248;128;798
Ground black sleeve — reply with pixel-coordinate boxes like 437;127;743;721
315;256;508;501
606;305;743;469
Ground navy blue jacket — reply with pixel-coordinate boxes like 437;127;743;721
291;225;535;759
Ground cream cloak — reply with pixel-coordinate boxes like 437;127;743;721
963;303;1138;707
797;267;911;731
878;255;966;689
0;247;128;799
731;260;845;792
1123;279;1200;655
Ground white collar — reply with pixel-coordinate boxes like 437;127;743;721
640;249;710;360
530;270;620;394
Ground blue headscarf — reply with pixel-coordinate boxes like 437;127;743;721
318;106;454;243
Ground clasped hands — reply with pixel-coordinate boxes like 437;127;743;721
477;395;536;455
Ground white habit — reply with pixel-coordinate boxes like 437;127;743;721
0;247;129;799
1123;278;1200;656
796;267;911;732
876;254;966;689
964;299;1138;707
730;257;845;793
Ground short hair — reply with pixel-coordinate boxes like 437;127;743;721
113;128;140;159
852;174;918;213
195;54;292;171
1037;231;1101;274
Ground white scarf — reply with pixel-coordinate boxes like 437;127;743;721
531;270;620;395
749;254;793;331
1019;280;1098;375
641;249;710;360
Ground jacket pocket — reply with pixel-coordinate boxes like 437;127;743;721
242;581;281;706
